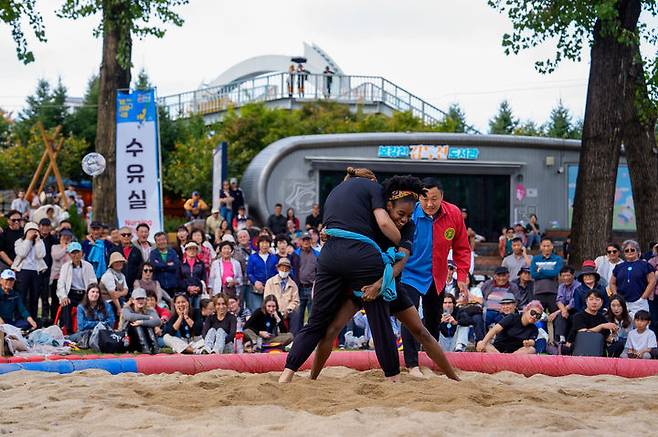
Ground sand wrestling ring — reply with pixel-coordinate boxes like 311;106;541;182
2;352;658;436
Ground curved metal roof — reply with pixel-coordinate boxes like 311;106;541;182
241;132;581;224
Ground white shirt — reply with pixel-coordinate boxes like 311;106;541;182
625;328;657;352
20;242;38;271
595;255;622;285
11;198;29;214
71;264;86;291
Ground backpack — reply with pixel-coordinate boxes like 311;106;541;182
90;322;129;353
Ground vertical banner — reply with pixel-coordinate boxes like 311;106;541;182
211;141;228;211
116;89;164;234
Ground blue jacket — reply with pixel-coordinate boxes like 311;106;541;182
247;252;278;285
76;301;115;332
0;290;30;322
180;257;205;289
400;203;434;295
530;253;563;281
149;248;181;290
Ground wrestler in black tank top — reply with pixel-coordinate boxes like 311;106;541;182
323;178;385;241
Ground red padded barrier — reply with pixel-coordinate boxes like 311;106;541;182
135;351;658;378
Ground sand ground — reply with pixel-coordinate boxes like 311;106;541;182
2;367;655;436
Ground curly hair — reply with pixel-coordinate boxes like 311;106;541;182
381;175;425;204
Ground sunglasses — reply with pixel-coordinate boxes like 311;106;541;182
624;248;636;253
607;249;618;254
121;233;132;237
143;268;153;273
529;310;542;320
9;218;21;223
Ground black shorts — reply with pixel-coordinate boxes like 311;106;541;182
493;339;523;354
389;284;414;314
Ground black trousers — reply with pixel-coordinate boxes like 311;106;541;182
400;282;444;369
60;289;85;333
285;239;400;377
39;271;52;323
536;293;558;314
49;280;60;321
16;269;42;319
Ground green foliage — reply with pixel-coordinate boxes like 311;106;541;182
14;78;70;145
514;120;544;137
488;100;519;134
0;108;12;148
488;0;658;112
66;75;99;148
66;204;87;241
134;68;152;90
436;103;468;133
57;0;190;69
0;0;46;63
0;129;88;189
544;100;581;139
164;215;188;233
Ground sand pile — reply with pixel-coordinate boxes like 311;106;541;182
2;367;655;436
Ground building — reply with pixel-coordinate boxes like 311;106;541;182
241;132;635;240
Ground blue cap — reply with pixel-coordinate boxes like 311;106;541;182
1;269;16;280
67;242;82;253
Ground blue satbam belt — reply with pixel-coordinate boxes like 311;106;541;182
324;228;404;302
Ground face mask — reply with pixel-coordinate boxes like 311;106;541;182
278;271;289;279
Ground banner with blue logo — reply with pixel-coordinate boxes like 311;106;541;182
115;89;164;234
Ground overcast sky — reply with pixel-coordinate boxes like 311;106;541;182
1;0;655;131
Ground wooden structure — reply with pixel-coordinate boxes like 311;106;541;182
25;123;69;208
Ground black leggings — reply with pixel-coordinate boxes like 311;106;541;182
400;282;444;369
285;239;400;377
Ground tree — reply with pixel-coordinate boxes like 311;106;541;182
14;78;70;145
134;67;152;90
489;0;658;264
545;100;579;139
58;0;190;226
0;0;46;63
0;108;12;148
488;100;519;134
436;103;468;133
514;120;544;137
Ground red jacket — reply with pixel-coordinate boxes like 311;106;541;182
432;201;471;290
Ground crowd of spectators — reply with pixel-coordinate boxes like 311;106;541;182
2;179;658;361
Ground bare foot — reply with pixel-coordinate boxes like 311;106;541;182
278;368;295;383
387;374;401;383
408;367;427;379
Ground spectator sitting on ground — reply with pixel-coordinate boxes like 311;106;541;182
0;269;37;330
266;203;288;236
607;294;633;357
202;293;237;354
190;228;215;277
243;294;292;352
453;275;486;342
99;252;128;314
163;293;204;354
75;283;114;337
149;231;182;300
622;310;657;359
512;267;534;309
180;242;205;309
228;295;251;327
551;265;580;344
476;300;543;354
305;203;322;231
502;237;531;279
232;206;248;231
438;294;469;352
119;287;161;354
573;261;609;314
263;257;299;320
609;239;656;318
595;242;622;288
481;266;521;326
145;289;171;324
200;297;215;326
208;241;243;297
184;191;209;220
134;261;171;308
564;289;616;356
